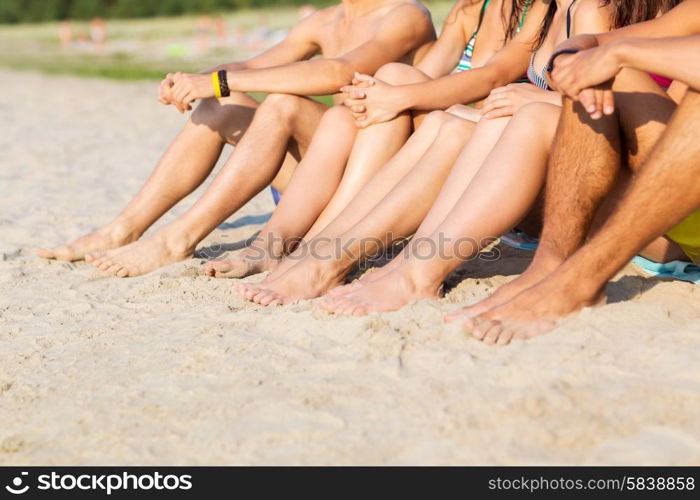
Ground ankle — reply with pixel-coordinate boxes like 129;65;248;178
528;248;566;276
104;217;143;243
156;225;199;257
252;230;292;258
398;259;449;296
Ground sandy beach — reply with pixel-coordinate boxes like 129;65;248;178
1;68;699;465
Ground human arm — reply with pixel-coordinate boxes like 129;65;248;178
167;4;433;112
413;0;474;78
479;0;610;119
479;83;561;119
548;0;700;116
553;35;700;98
340;0;553;127
550;0;700;61
158;13;321;108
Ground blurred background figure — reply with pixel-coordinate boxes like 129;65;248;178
247;14;270;52
196;15;213;53
59;20;72;49
214;16;228;48
89;17;107;53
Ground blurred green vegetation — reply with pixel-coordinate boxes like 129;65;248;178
0;0;335;24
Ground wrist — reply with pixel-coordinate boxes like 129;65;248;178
393;85;413;112
546;48;581;74
607;39;629;71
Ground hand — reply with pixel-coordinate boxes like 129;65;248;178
341;73;405;128
157;75;175;106
169;72;217;113
480;83;553;119
550;44;623;118
339;73;375;115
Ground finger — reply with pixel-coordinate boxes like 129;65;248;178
340;86;366;99
350;105;366;113
578;88;596;114
343;98;365;109
183;93;196;111
602;89;615;115
482;106;514;120
489;86;510;95
174;85;190;106
480;97;509;115
353;72;375;84
591;88;604;120
357;117;375;128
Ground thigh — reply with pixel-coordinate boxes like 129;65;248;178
612;69;677;171
192;91;260;146
274;97;330;190
286;97;330;159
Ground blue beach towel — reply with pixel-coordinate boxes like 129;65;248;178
500;230;540;251
632;256;700;285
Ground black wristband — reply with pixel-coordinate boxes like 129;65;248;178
546;48;581;74
217;69;230;97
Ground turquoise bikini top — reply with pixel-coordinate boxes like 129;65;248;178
455;0;531;73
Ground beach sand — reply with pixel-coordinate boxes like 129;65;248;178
1;68;699;465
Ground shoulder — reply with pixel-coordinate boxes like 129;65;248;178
571;0;613;33
382;1;434;30
446;0;487;24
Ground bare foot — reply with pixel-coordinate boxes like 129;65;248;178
445;257;561;323
236;252;348;306
464;273;604;346
204;238;284;279
325;251;408;298
90;230;193;277
320;263;442;315
37;220;138;262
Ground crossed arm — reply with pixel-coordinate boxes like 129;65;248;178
339;0;554;126
549;0;700;117
159;4;434;112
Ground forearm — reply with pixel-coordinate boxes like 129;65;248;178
226;58;353;96
199;61;250;74
393;68;511;111
613;36;700;90
553;34;600;55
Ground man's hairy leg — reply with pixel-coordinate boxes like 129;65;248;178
463;69;676;319
467;89;700;345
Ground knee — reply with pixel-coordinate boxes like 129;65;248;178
513;101;561;124
418;110;453;131
512;102;562;143
374;62;418;85
192;93;257;132
438;116;473;139
192;97;230;128
259;93;305;120
322;104;353;123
